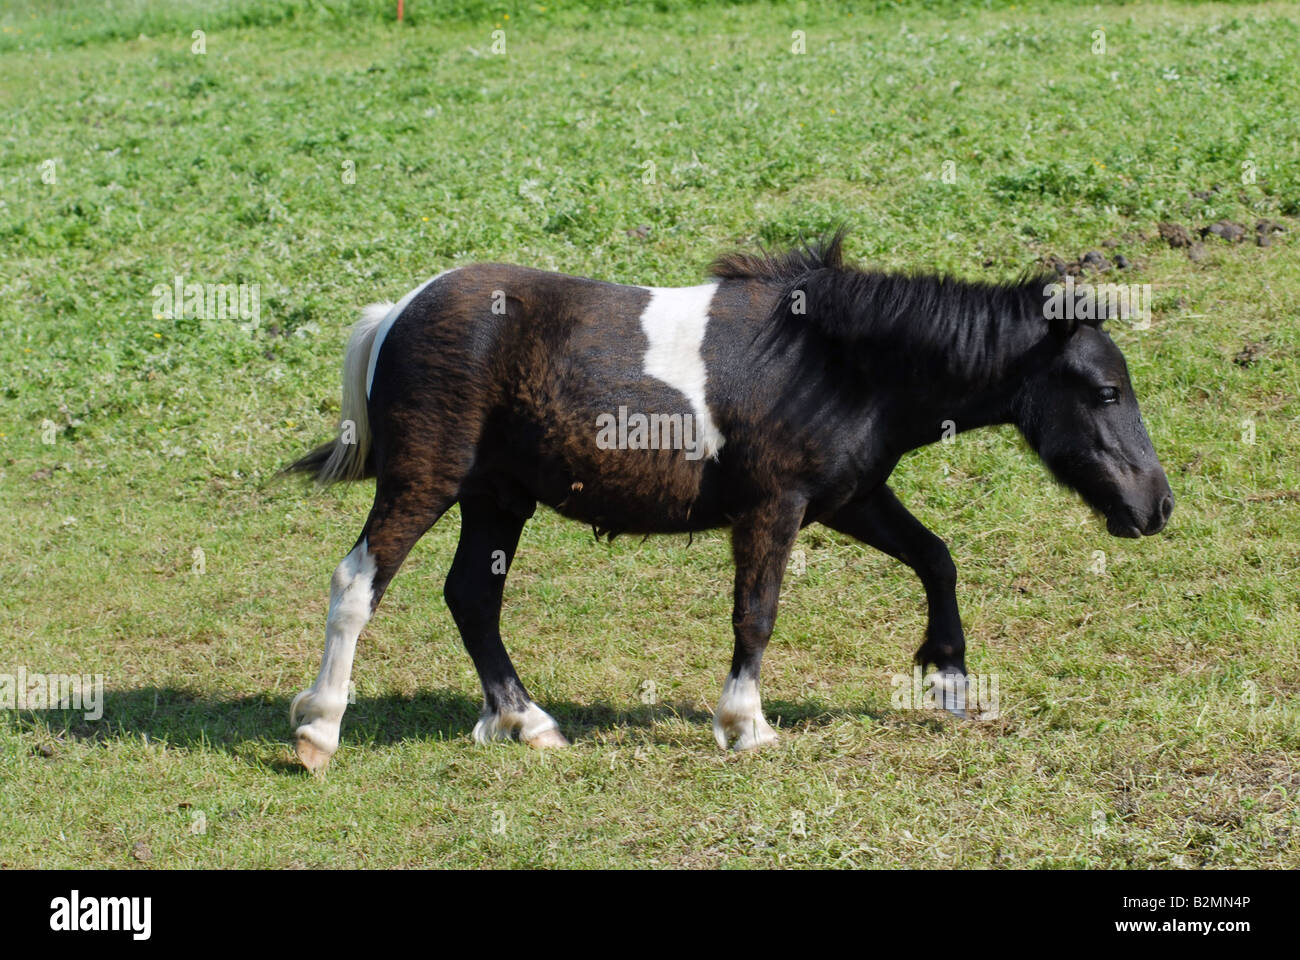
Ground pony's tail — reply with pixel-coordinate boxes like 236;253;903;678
283;302;393;485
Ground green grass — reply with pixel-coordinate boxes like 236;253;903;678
2;0;1298;868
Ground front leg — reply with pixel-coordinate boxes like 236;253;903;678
714;493;807;750
823;485;968;702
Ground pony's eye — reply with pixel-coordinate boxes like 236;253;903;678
1097;386;1119;405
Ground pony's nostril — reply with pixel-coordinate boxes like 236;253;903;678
1160;494;1174;522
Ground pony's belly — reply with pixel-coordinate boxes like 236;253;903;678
548;489;726;535
536;451;727;535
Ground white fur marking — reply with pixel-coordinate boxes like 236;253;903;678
638;283;725;459
473;699;561;744
290;540;378;760
365;267;459;398
713;673;778;750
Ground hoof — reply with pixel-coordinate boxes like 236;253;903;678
290;688;342;772
523;727;570;749
474;701;566;747
722;723;780;749
932;669;969;719
713;714;779;751
732;724;779;751
294;733;334;772
712;674;778;750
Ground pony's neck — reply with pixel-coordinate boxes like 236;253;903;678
886;302;1051;449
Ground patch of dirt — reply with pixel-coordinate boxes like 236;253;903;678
1040;249;1127;276
1158;221;1193;248
1034;211;1287;274
1154;216;1290;261
1201;220;1247;243
1255;219;1286;247
1233;340;1267;367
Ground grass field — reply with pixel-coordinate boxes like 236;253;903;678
2;0;1298;868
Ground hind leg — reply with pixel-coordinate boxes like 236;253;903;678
446;494;567;748
291;480;455;771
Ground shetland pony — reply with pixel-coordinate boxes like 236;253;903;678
285;232;1172;769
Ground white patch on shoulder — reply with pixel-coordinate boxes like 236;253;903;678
365;267;460;397
638;282;725;459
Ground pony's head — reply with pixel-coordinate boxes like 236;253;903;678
1014;314;1173;538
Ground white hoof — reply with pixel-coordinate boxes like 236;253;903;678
523;727;570;749
718;715;780;751
473;701;567;749
290;688;344;772
712;673;779;751
931;669;969;719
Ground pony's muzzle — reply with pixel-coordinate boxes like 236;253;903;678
1133;480;1174;536
1105;477;1173;538
1144;490;1174;535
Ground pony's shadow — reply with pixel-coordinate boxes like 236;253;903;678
47;687;721;773
33;688;901;774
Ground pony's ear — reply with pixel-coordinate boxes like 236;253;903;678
1049;312;1079;341
1038;274;1112;341
1037;277;1079;342
1051;312;1106;340
1088;300;1113;328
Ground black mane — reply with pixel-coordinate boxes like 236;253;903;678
709;227;853;282
711;229;1064;384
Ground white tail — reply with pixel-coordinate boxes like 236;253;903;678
316;302;394;483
